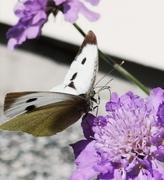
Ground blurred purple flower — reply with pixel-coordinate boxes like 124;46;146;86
70;87;164;180
7;0;48;50
7;0;100;50
54;0;100;23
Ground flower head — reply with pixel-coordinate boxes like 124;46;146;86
54;0;100;23
7;0;100;50
7;0;48;50
70;87;164;180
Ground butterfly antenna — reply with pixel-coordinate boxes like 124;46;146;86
94;78;112;95
94;61;124;87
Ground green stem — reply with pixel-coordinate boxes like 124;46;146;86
73;23;150;95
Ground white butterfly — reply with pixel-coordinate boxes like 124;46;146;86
0;31;98;136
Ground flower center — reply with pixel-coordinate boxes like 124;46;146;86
94;107;155;164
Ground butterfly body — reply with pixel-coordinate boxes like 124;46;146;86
0;31;98;136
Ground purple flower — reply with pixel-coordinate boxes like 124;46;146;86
7;0;47;50
7;0;100;49
70;87;164;180
54;0;100;23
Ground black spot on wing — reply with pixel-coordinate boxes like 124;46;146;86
68;82;75;89
26;98;37;103
25;105;36;112
81;57;86;65
70;72;77;81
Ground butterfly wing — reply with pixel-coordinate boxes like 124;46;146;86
0;92;89;136
51;30;98;95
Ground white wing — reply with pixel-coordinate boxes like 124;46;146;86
2;91;90;136
4;92;84;118
51;31;98;95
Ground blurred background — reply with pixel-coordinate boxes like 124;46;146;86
0;0;164;179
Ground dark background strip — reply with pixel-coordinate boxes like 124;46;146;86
0;23;163;89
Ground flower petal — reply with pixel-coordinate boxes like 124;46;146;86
157;101;164;127
70;141;98;180
6;0;47;50
81;113;95;140
147;87;164;111
84;0;100;6
106;92;120;111
153;146;164;162
63;0;100;23
78;1;100;21
54;0;66;6
71;140;90;159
